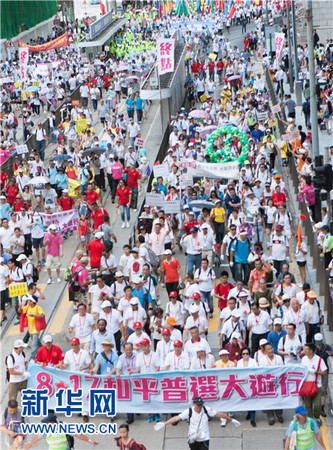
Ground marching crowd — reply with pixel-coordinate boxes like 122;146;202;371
0;1;332;450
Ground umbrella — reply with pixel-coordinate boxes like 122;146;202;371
125;76;139;82
227;75;242;81
51;154;72;162
29;176;50;185
116;65;128;71
136;9;142;12
189;109;209;119
94;61;106;66
81;147;106;156
0;77;14;85
200;125;218;136
241;53;252;58
26;86;40;92
189;200;215;210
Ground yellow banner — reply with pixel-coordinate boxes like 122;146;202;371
9;282;27;298
209;53;217;60
76;119;88;133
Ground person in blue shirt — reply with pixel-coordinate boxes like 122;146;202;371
284;406;325;450
92;338;118;376
156;177;167;196
224;187;241;216
0;195;11;220
251;123;264;144
135;92;143;123
230;230;252;284
267;318;287;354
125;94;135;120
47;161;58;188
54;167;68;196
132;278;152;310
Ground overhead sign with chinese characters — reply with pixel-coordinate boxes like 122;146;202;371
27;363;308;414
19;47;29;81
157;39;175;75
274;32;285;69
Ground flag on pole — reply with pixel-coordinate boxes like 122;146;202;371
224;0;228;14
208;0;211;13
100;0;106;15
228;0;235;18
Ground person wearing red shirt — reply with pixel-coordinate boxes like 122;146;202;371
86;183;99;205
214;271;234;311
103;74;112;89
13;195;29;212
161;249;183;295
216;59;224;83
1;172;8;190
87;232;105;270
90;202;108;230
35;334;64;367
126;162;141;211
58;190;75;211
271;185;287;207
116;179;132;229
65;161;77;180
208;60;215;81
183;212;198;235
5;179;19;205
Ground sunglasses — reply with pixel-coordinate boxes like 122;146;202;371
242;352;249;355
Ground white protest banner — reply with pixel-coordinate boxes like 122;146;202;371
195;161;240;180
290;130;300;140
145;193;165;208
274;33;285;69
271;104;281;114
157;39;175;75
164;200;181;214
40;209;79;234
257;112;269;121
34;63;49;77
19;47;29;81
135;137;146;148
282;134;293;142
180;173;193;187
153;164;169;178
16;144;29;155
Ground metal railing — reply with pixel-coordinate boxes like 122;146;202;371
265;68;333;331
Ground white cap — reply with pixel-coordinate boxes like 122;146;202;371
130;297;139;305
183;204;190;209
240;230;248;236
0;257;4;264
43;335;53;343
219;349;229;356
259;339;268;346
274;318;282;325
18;168;24;172
238;291;248;297
133;276;142;284
231;331;241;339
16;254;28;261
202;224;209;229
232;310;241;318
14;339;28;348
141;157;147;163
62;189;69;193
164;249;172;255
48;224;57;230
101;300;112;309
95;231;104;239
190;304;200;314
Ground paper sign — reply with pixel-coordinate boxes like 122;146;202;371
105;45;109;51
14;81;22;88
76;119;88;132
208;53;217;60
164;200;181;214
257;112;269;121
290;130;300;139
135;138;146;148
9;282;27;298
157;38;175;75
145;193;165;208
271;104;281;113
16;144;29;155
269;118;278;128
180;173;193;187
72;100;80;106
282;134;293;142
153;164;169;178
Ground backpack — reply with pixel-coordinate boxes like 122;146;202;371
28;262;39;283
302;102;310;115
59;422;74;449
144;244;160;268
70;268;84;292
234;237;251;253
116;437;146;450
188;406;210;421
64;262;74;282
280;335;303;352
5;352;25;382
13;115;18;128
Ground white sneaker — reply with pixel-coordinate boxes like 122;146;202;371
47;278;53;285
121;222;125;229
220;418;227;427
126;222;130;228
134;209;137;212
57;277;61;283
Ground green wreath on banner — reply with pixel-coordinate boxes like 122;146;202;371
205;126;250;163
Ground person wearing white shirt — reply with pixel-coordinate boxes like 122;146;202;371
194;259;216;314
184;304;208;341
127;323;150;353
199;225;216;267
134;339;160;374
228;283;251;302
182;227;204;273
110;272;129;305
165;293;185;328
190;293;210;323
156;328;174;367
300;292;323;342
247;302;273;356
259;342;284;425
163;340;189;371
184;327;211;360
283;298;308;342
219;310;245;348
301;343;328;423
87;278;112;323
183;274;200;312
68;304;95;352
123;297;147;334
7;339;29;401
217;297;238;332
277;323;304;365
190;345;215;370
99;300;124;355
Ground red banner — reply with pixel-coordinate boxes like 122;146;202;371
18;33;69;53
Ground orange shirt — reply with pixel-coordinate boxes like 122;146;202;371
161;257;180;283
249;267;268;291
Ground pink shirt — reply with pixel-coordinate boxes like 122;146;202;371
43;233;63;256
78;267;89;286
111;163;123;180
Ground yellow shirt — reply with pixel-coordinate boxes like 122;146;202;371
213;359;235;368
280;142;288;159
211;207;225;223
23;304;44;334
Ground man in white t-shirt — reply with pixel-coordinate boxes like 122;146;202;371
68;304;95;352
277;323;304;365
123;297;147;334
7;339;29;401
194;258;216;315
154;397;240;444
87;276;112;324
184;304;208;341
184;327;211;360
99;300;124;355
162;340;189;371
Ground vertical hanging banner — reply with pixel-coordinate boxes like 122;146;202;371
274;32;285;69
19;47;29;82
157;39;175;75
